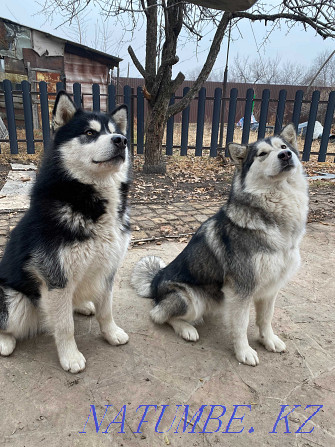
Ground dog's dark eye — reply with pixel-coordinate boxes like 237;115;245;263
281;144;287;149
258;152;267;157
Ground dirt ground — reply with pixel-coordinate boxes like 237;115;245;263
0;223;334;447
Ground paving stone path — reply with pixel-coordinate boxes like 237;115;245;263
130;201;219;242
0;200;221;254
0;163;222;247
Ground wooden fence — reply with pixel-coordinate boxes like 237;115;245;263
0;79;335;161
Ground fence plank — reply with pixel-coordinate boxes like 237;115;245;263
56;82;64;93
302;90;320;161
318;91;335;162
241;88;254;144
136;86;144;155
73;83;82;108
108;84;116;112
258;89;270;140
195;87;206;156
123;85;132;147
21;80;34;154
226;88;238;154
181;87;190;156
274;89;287;135
39;81;50;151
92;84;100;111
210;88;222;157
166;95;175;156
292;90;304;132
3;79;18;154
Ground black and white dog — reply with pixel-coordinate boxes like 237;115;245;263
132;125;309;366
0;91;131;373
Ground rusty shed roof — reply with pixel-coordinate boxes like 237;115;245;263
0;17;122;68
64;42;121;68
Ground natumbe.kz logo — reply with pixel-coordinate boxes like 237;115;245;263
79;403;323;435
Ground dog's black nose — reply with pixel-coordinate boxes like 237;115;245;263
112;135;127;149
278;150;292;161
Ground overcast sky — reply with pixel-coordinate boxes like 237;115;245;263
0;0;333;80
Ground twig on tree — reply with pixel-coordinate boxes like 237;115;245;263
128;46;147;79
170;72;185;94
142;85;152;100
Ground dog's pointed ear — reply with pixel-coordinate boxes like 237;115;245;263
227;143;248;168
111;105;128;135
52;91;77;131
280;123;298;150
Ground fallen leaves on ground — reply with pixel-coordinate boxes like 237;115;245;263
132;154;233;204
132;154;335;223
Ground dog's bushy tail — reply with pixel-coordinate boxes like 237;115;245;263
131;256;165;298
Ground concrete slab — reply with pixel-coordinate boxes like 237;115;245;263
0;222;334;446
10;163;37;171
0;170;35;211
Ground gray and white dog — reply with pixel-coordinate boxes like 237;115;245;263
132;124;309;366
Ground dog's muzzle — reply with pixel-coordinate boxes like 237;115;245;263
93;135;128;164
109;135;127;161
278;149;294;170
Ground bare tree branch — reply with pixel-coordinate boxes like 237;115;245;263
148;0;184;100
167;11;232;118
128;45;147;79
232;8;335;39
145;0;158;92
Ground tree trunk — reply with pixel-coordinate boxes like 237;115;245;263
141;0;183;174
143;113;166;174
129;7;232;174
143;96;170;174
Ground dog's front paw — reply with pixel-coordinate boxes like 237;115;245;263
235;346;259;366
0;334;16;356
103;326;129;346
259;334;286;353
59;349;86;373
180;325;199;342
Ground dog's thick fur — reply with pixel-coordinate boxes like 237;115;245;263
0;91;131;373
132;124;309;366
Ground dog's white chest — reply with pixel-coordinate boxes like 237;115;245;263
254;243;301;297
60;204;129;283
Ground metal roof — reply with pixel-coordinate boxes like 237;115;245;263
0;17;122;67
